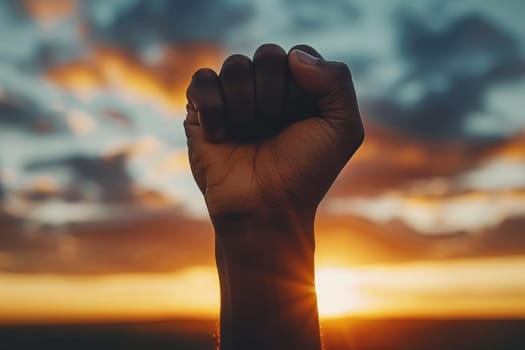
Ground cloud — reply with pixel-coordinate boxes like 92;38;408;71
363;13;525;140
458;159;525;191
324;125;525;236
0;207;515;275
15;176;63;202
21;0;78;25
423;216;525;261
85;0;253;50
483;130;525;161
473;216;525;257
153;151;190;176
315;214;434;266
15;142;179;225
315;212;525;267
0;211;214;275
45;44;223;112
327;121;525;204
285;0;361;32
329;124;497;197
1;196;524;275
25;152;134;202
327;190;525;234
0;93;56;134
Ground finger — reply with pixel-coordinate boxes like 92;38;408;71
288;49;364;148
186;68;225;142
219;54;256;142
183;119;207;194
285;45;323;123
253;43;288;135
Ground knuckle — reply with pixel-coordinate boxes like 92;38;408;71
220;55;253;85
222;54;252;69
187;69;218;99
254;43;286;59
191;68;217;82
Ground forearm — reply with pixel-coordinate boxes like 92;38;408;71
213;213;322;350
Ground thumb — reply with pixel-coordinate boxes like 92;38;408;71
288;49;363;137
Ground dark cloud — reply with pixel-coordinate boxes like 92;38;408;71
0;0;30;21
400;14;518;72
0;212;214;275
24;152;134;203
364;14;525;140
86;0;253;50
461;216;525;258
316;213;525;267
1;209;523;275
23;151;176;206
329;123;502;197
285;0;361;33
316;215;435;266
0;95;56;134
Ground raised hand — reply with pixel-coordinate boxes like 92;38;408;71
185;43;364;350
185;44;363;222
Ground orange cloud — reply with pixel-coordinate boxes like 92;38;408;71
332;121;524;198
154;151;190;176
2;199;524;276
22;0;77;24
66;110;97;136
485;131;525;161
45;44;224;112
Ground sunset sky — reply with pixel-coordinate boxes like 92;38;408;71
0;0;525;323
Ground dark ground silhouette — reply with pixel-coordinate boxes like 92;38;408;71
1;318;524;350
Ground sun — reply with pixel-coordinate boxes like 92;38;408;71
315;267;362;318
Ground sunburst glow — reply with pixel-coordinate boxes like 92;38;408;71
315;268;363;318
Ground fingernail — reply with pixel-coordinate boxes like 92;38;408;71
293;49;319;65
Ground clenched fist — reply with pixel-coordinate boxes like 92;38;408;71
185;44;364;222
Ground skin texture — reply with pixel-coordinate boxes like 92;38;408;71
185;44;364;350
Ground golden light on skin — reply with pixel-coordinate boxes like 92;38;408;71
1;257;525;324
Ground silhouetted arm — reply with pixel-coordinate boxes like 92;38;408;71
214;213;321;350
184;43;363;350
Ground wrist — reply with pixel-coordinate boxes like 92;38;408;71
213;210;316;282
